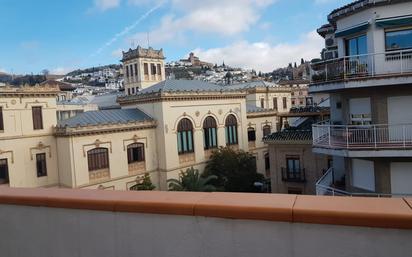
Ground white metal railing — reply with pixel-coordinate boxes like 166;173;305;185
316;168;412;197
316;168;339;196
311;49;412;83
312;122;412;150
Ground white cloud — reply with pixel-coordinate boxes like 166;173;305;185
0;68;7;74
130;0;277;45
192;30;323;72
111;48;123;58
51;67;73;75
259;22;272;30
94;0;121;11
90;1;165;57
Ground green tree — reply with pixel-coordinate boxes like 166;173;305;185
168;167;217;192
130;173;155;191
203;147;264;192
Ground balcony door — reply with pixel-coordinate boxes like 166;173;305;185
345;35;367;56
349;98;371;125
286;156;300;174
345;35;368;76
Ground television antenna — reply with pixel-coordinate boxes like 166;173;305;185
147;32;150;48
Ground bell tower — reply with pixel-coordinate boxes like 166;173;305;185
121;46;166;95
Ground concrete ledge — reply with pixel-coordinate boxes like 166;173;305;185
312;146;412;158
293;195;412;229
0;188;411;229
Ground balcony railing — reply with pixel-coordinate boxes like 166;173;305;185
311;49;412;83
312;122;412;150
316;168;412;197
281;168;306;182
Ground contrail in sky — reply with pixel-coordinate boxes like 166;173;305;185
90;0;166;58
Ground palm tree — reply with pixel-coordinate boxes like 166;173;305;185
168;167;217;192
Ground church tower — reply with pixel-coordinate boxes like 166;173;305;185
121;46;166;95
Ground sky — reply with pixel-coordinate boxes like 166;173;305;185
0;0;353;75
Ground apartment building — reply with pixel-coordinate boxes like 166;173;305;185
311;0;412;196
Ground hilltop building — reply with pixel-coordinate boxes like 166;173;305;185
179;52;214;68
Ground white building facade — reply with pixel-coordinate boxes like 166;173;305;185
311;0;412;196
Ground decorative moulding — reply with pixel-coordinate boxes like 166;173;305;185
30;142;52;160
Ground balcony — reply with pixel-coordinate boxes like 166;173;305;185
316;168;412;197
179;152;195;164
89;168;110;182
310;50;412;92
128;161;146;176
281;168;306;182
0;188;411;257
312;122;412;156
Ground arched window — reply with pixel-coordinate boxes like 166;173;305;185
225;114;238;145
177;118;194;154
263;125;271;137
203;116;218;150
248;127;256;142
127;143;145;164
87;148;109;172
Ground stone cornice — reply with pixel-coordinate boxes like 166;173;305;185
121;46;165;62
54;120;157;137
247;110;278;119
247;87;293;94
0;84;60;97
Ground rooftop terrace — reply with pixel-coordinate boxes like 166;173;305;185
0;188;411;257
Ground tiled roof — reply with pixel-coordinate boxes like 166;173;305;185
227;80;278;89
40;80;75;91
246;104;274;113
90;93;121;109
264;130;312;142
57;97;91;106
137;79;227;94
57;109;153;128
